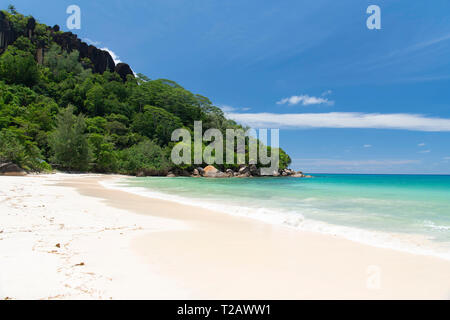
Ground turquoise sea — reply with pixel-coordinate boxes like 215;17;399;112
109;174;450;259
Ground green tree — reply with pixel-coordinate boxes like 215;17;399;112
13;36;35;55
44;44;85;81
88;133;118;172
0;8;294;175
49;106;91;171
0;128;48;171
8;5;18;15
118;140;170;175
0;46;39;86
85;84;106;115
131;105;183;145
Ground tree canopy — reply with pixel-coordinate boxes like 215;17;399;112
0;8;291;174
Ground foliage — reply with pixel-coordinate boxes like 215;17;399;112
0;46;39;86
0;128;49;171
44;44;85;81
88;133;118;172
49;106;91;171
118;140;171;175
0;8;292;174
13;36;35;55
131;105;183;145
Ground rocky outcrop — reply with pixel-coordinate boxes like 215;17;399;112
52;31;115;74
0;13;36;52
26;17;35;38
235;165;258;177
225;169;234;177
0;13;134;80
160;165;308;178
115;63;134;81
203;165;227;178
280;169;308;178
0;11;15;53
50;30;135;80
203;165;218;174
249;164;260;176
238;165;250;175
0;163;27;176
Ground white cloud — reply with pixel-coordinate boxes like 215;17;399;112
83;38;101;46
418;150;431;154
228;112;450;132
292;158;420;166
363;144;372;148
444;157;450;160
219;105;251;113
418;143;426;147
411;33;450;51
219;105;236;112
101;47;121;65
277;94;334;106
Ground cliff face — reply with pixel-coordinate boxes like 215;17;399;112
115;62;134;81
52;30;116;74
0;12;133;81
0;12;37;52
0;11;16;52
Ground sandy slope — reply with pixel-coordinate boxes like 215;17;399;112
0;174;449;299
0;174;187;299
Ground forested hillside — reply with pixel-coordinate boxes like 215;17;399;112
0;7;291;175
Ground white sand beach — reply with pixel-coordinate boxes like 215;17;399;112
1;174;449;299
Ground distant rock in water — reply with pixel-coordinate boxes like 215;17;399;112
185;165;306;178
204;165;218;174
202;165;227;178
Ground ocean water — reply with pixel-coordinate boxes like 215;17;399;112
106;174;450;260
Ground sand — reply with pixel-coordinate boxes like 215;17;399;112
0;173;449;299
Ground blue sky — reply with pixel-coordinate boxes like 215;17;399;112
6;0;450;173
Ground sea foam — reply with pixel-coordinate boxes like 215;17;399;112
101;178;450;261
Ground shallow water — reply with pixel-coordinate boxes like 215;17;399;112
111;174;450;259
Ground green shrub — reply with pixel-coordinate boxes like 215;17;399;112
0;128;44;171
131;105;183;145
89;133;118;172
49;106;91;171
118;139;170;175
0;8;293;175
0;46;39;87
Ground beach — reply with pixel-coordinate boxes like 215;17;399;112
1;174;449;299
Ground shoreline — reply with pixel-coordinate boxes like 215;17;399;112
1;173;449;299
103;176;450;262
